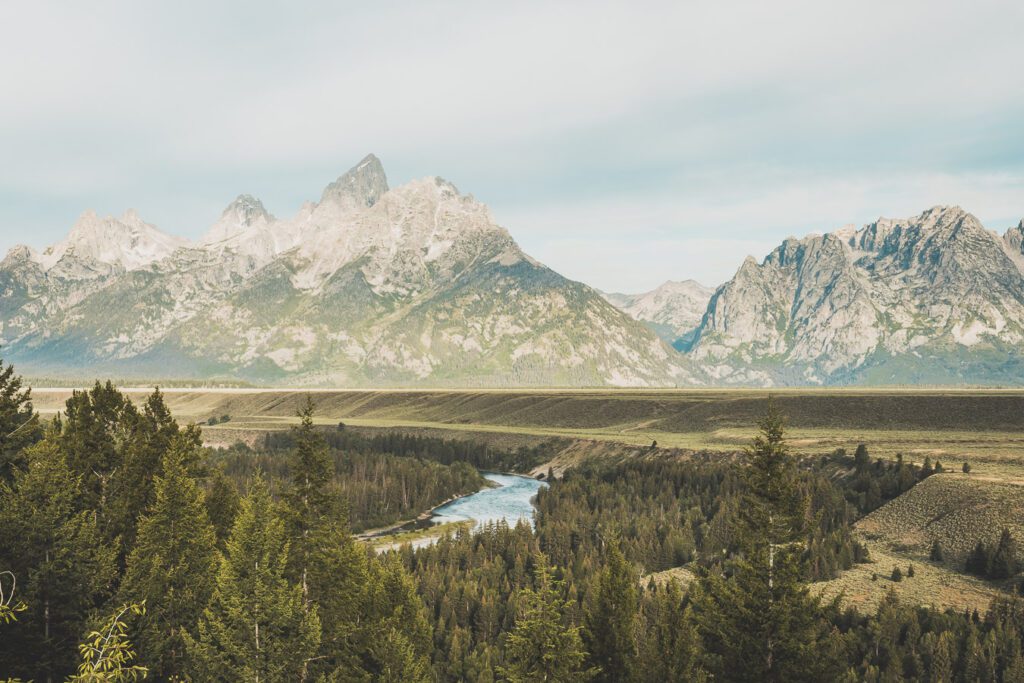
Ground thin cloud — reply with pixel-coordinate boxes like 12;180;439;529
0;1;1022;291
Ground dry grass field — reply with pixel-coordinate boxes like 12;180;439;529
30;387;1024;479
811;473;1024;613
857;473;1024;563
813;540;1002;613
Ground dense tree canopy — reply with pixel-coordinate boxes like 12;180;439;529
1;366;1023;682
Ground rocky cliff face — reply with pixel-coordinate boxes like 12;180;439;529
0;155;694;387
688;206;1024;385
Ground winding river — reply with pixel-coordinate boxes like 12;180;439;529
431;472;547;529
367;472;547;552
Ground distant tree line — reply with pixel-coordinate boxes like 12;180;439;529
210;440;487;532
261;427;557;473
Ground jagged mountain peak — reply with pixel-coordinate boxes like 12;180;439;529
222;194;272;221
201;194;276;246
1;244;38;266
0;154;691;387
319;153;389;208
691;203;1024;385
35;208;186;272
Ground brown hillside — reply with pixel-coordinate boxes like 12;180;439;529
857;473;1024;563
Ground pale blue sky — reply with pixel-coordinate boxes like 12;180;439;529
1;0;1022;292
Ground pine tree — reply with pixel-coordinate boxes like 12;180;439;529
281;396;335;606
117;438;218;679
921;456;934;479
499;561;594;683
693;400;840;682
638;580;706;682
59;381;140;521
966;541;990;576
106;388;198;558
854;444;870;473
185;473;320;681
584;542;638;682
312;514;376;678
929;631;953;683
363;554;433;678
0;437;117;680
278;397;387;679
987;528;1018;579
0;356;41;483
205;467;241;547
368;627;433;683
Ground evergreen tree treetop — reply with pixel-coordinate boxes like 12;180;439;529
118;439;218;679
499;558;595;683
693;399;840;683
185;471;320;681
0;356;41;483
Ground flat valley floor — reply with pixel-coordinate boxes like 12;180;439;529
30;386;1024;476
31;386;1024;613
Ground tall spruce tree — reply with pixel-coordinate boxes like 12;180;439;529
988;528;1019;579
282;396;334;605
365;554;433;677
59;381;140;519
0;356;41;483
638;580;707;682
312;516;377;678
276;397;419;680
185;473;320;681
369;627;433;683
584;541;638;682
205;466;241;548
117;437;218;679
693;400;840;682
106;388;199;559
929;630;954;683
499;560;594;683
0;437;116;680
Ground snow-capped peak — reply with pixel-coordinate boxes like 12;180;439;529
35;209;187;272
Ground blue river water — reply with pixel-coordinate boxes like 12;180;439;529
431;472;547;529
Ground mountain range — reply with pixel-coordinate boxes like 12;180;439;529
1;155;1022;386
0;156;691;387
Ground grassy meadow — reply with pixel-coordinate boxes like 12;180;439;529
30;387;1024;480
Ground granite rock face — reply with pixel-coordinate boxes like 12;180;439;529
687;206;1024;385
